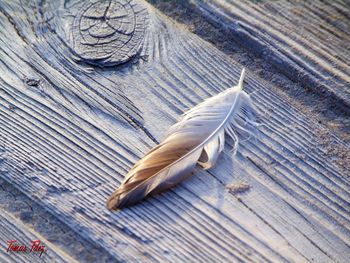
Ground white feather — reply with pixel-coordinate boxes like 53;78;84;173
107;68;259;209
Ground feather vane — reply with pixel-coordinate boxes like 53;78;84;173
107;68;259;210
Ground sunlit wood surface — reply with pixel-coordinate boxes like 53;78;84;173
0;0;349;261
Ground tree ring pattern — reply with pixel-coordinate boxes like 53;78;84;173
72;0;148;66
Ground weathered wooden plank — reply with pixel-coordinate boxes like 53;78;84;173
187;0;350;107
0;0;349;262
0;177;116;262
0;208;76;262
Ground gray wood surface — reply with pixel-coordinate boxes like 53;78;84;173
0;209;76;262
0;177;117;262
188;0;350;107
0;0;349;262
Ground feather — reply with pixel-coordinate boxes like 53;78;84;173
107;68;259;210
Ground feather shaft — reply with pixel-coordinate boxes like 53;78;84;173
107;68;258;210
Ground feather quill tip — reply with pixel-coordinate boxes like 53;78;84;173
107;187;145;210
237;68;246;91
106;194;120;211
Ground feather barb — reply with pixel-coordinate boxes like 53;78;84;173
107;68;258;210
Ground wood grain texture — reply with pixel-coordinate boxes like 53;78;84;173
0;177;117;262
0;209;77;262
188;0;350;107
66;0;149;66
0;0;349;262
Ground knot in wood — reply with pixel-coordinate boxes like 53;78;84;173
72;0;148;67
